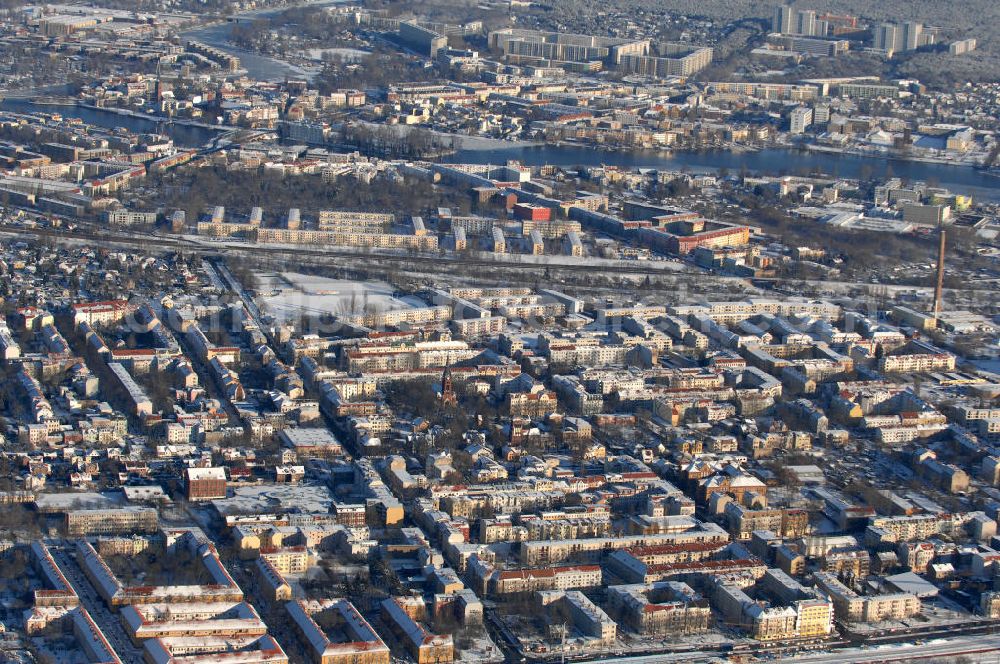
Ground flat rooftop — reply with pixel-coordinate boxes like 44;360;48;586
211;483;336;517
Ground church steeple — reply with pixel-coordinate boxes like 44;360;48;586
440;361;457;406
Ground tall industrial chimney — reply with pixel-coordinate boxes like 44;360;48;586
932;224;946;319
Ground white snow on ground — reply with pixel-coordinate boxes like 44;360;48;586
257;272;413;323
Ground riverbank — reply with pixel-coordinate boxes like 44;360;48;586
182;22;317;82
351;120;542;154
803;142;985;169
441;144;1000;202
0;99;219;149
2;98;998;202
76;103;229;132
449;134;543;151
179;0;350;82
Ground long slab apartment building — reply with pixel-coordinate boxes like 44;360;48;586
488;28;713;76
196;207;436;250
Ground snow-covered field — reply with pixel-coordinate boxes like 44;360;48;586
257;272;414;323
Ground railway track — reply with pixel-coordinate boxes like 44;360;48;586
0;224;731;282
6;224;974;301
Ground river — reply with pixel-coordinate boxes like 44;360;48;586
169;3;1000;201
181;21;314;82
180;0;349;82
0;99;218;149
3;102;998;202
443;145;1000;203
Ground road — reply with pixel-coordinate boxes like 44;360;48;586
48;545;145;664
776;633;1000;663
2;83;75;99
578;651;730;664
37;537;1000;664
577;631;1000;664
186;506;312;664
0;223;971;305
210;257;269;338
